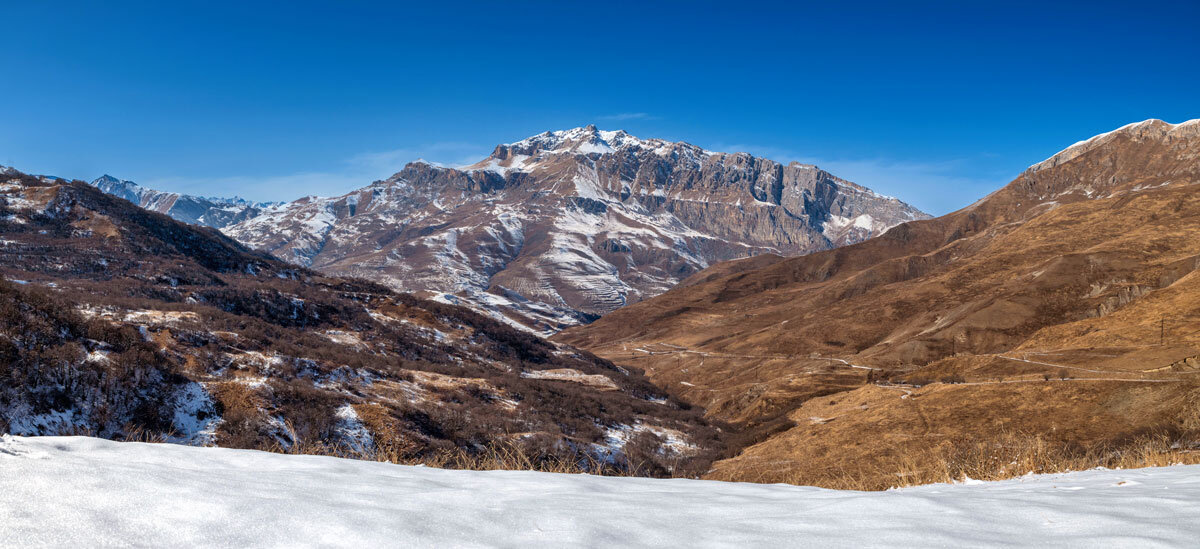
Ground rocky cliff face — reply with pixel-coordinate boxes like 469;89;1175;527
90;175;275;229
224;126;927;333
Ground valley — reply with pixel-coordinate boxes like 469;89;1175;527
6;4;1199;545
4;119;1200;492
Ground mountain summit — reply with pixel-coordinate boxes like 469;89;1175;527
221;128;928;333
486;124;649;157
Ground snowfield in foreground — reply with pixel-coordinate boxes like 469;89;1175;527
1;436;1198;548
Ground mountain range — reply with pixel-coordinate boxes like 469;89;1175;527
90;175;277;229
88;126;927;333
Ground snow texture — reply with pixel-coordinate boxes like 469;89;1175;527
2;436;1199;547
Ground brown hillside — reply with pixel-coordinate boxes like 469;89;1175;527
557;119;1200;486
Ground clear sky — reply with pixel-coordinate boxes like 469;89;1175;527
1;1;1196;214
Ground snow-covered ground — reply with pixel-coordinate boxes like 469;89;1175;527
1;436;1198;547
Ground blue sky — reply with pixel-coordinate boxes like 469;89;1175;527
1;1;1196;214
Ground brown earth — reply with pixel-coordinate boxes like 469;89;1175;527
558;119;1200;487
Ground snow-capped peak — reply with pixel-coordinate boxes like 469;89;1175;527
1026;118;1200;173
89;175;146;204
409;158;449;169
463;126;719;176
508;124;647;155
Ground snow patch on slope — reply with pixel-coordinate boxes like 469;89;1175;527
169;382;220;445
334;404;374;453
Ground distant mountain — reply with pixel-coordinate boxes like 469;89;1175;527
557;119;1200;488
223;126;927;333
90;175;275;229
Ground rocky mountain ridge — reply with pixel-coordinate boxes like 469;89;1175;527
221;126;927;333
90;175;276;229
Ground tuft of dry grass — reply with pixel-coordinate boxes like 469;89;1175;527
50;423;176;444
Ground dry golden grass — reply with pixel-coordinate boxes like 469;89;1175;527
53;423;177;444
207;381;266;419
348;403;420;456
772;431;1200;491
264;423;1200;489
706;376;1200;489
271;438;657;477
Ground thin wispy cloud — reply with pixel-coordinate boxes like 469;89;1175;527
142;142;490;203
597;112;658;121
